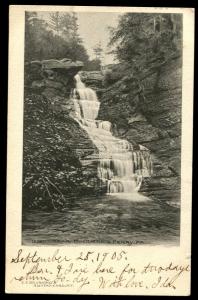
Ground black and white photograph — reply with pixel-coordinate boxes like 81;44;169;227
5;6;194;295
21;9;183;246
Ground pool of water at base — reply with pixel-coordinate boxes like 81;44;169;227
22;192;180;246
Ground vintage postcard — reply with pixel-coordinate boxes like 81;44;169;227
6;5;194;295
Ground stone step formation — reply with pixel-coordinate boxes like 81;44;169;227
71;74;153;194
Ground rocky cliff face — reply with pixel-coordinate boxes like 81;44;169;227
23;59;104;210
98;55;182;203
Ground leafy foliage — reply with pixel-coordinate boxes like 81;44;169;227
109;13;182;70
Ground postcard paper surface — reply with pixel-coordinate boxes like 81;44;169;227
6;5;194;295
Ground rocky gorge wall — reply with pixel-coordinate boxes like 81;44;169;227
97;54;182;203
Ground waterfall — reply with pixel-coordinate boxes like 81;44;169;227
71;73;153;194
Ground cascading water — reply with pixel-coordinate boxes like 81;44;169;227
71;73;153;194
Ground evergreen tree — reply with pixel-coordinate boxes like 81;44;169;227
49;12;62;35
93;42;103;61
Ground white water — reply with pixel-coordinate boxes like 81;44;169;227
71;74;152;194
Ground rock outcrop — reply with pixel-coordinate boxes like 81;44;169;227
79;71;103;88
78;71;104;98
